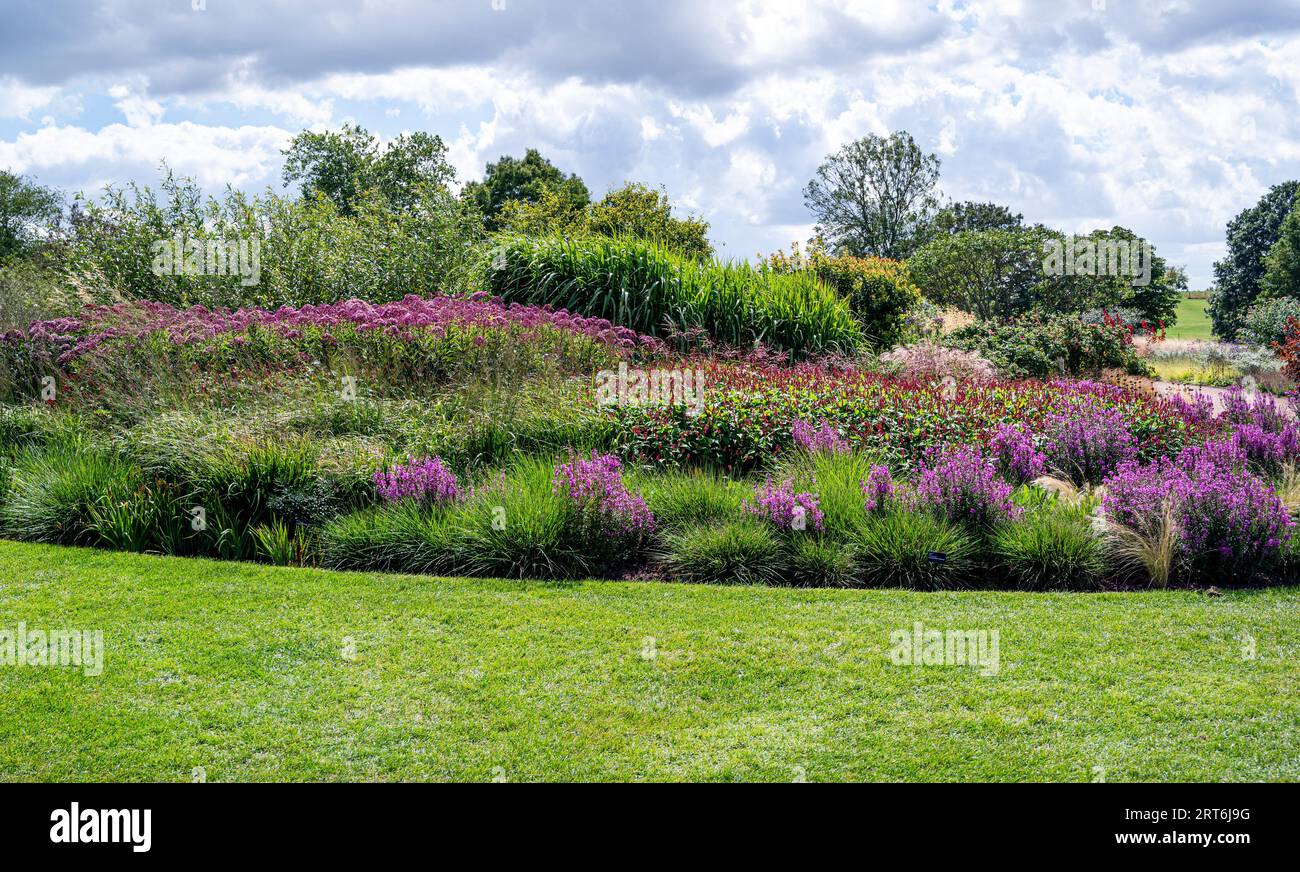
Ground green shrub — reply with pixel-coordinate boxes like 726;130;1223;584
1239;297;1300;347
765;242;920;349
633;469;746;532
786;537;858;587
989;507;1106;589
947;313;1152;378
484;234;862;357
658;520;785;585
850;507;977;589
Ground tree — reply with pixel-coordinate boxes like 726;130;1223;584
1260;199;1300;301
928;200;1024;236
281;124;455;215
1208;180;1300;339
497;181;712;260
0;170;63;260
462;148;590;230
908;229;1047;321
587;183;711;260
802;131;941;259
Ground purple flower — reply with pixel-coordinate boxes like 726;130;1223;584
791;420;849;455
743;478;825;532
914;445;1022;526
861;465;894;512
552;451;655;534
374;456;460;504
989;424;1046;484
1043;400;1136;485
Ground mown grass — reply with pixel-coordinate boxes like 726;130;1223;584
1166;295;1213;341
0;541;1295;782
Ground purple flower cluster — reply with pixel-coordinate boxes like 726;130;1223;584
1221;386;1289;434
860;465;894;512
1043;401;1137;485
13;294;664;366
552;451;655;534
791;420;849;455
1103;445;1292;569
1229;423;1299;478
988;424;1046;484
743;478;825;532
914;445;1022;526
373;456;461;505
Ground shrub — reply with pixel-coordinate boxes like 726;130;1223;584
878;341;997;381
947;313;1151;378
990;507;1105;589
765;241;920;349
914;445;1022;527
484;234;863;357
658;520;785;585
850;507;977;590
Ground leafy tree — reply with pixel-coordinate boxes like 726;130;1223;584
0;170;63;260
462;148;590;230
498;181;712;260
1061;226;1185;326
281;124;455;215
1260;199;1300;301
802;131;941;259
908;228;1047;321
1209;180;1300;339
928;200;1023;235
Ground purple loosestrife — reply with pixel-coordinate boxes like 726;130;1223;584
1229;423;1299;478
914;445;1021;526
791;420;849;455
989;424;1046;484
1043;401;1137;485
373;456;460;505
1103;453;1291;573
1221;386;1290;434
860;465;894;512
743;478;825;532
552;451;655;534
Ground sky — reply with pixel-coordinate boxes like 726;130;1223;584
3;0;1300;288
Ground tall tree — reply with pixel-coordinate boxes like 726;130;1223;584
462;148;590;230
1260;199;1300;301
802;131;941;259
928;200;1024;235
1208;180;1300;339
0;170;63;260
281;124;455;215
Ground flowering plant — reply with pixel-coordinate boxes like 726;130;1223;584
552;451;655;535
914;445;1021;526
860;465;894;512
373;456;460;505
989;424;1046;484
743;478;825;532
791;420;849;455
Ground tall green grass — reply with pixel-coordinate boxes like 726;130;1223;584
485;234;863;357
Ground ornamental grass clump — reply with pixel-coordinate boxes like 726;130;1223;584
742;478;825;532
373;456;460;505
913;445;1021;527
1043;402;1136;485
791;420;849;455
989;424;1046;484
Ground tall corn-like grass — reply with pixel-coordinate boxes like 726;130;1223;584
484;234;863;357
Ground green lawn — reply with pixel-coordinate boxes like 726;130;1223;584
1165;295;1213;340
1;541;1296;782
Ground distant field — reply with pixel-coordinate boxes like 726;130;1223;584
1166;295;1213;340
